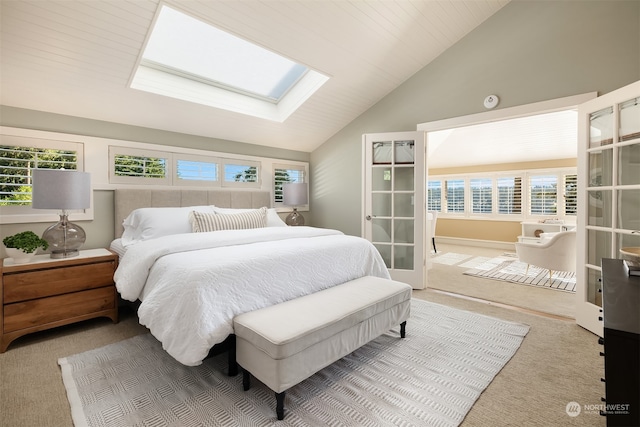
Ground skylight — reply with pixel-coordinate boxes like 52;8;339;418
130;5;329;122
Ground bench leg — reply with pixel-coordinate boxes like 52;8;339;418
400;321;407;338
276;391;286;420
228;334;238;376
242;369;251;391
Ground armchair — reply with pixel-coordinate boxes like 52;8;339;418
515;230;576;280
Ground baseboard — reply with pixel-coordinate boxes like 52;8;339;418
436;236;515;252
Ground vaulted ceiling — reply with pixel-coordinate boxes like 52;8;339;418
0;0;509;152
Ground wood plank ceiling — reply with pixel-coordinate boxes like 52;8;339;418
0;0;509;152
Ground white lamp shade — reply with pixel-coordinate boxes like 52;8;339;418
32;169;91;210
282;182;308;206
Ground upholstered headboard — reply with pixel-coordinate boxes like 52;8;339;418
113;189;271;238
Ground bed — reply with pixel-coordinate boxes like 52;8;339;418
111;189;390;367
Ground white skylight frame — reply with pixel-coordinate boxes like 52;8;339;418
130;4;329;122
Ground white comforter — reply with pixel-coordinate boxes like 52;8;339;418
114;227;390;366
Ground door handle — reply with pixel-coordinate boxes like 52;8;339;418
366;215;372;221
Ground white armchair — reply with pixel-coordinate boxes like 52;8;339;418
515;230;577;280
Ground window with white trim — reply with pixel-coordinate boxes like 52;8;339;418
175;154;219;186
430;168;576;220
1;136;83;207
273;163;306;204
445;179;465;213
222;160;260;188
470;178;492;214
497;176;522;214
529;174;557;215
427;180;442;211
110;146;171;185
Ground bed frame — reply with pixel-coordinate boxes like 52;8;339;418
114;188;271;238
113;188;271;374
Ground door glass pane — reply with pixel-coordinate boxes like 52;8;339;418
372;219;391;243
618;189;640;230
589;107;613;148
394;167;414;191
587;268;602;307
394;219;414;244
588;149;613;187
372;167;391;191
394;245;414;270
373;141;392;164
394;193;414;217
372;193;391;217
619;97;640;142
374;244;391;268
587;229;612;266
588;190;612;227
394;140;414;164
618;144;640;185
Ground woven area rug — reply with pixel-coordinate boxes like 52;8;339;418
464;258;576;292
58;299;529;427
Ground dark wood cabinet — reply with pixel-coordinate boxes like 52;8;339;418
601;259;640;427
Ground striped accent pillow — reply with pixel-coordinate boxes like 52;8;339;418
190;207;268;232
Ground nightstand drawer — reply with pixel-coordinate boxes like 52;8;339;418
3;286;115;333
3;260;116;303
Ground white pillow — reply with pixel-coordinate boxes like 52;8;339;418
212;207;287;227
190;208;267;232
121;205;215;246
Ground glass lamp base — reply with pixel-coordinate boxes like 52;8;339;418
42;214;86;258
285;208;305;226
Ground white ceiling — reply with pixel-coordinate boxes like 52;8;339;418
428;109;578;169
0;0;509;153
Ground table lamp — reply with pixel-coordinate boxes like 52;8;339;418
282;182;308;226
32;169;91;258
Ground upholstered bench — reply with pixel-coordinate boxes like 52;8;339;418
233;275;412;420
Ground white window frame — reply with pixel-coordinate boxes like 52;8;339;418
430;167;577;222
109;146;172;186
174;153;221;187
1;126;309;223
221;159;261;188
0;133;92;224
273;162;309;207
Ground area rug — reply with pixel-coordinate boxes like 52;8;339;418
464;259;576;292
58;299;529;427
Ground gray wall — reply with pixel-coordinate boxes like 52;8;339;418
310;0;640;237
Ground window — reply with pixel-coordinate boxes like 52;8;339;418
430;168;575;220
131;5;329;122
273;164;306;204
223;160;260;188
529;175;557;215
497;177;522;214
470;178;492;214
0;134;87;224
427;180;442;211
564;174;577;215
109;147;171;185
445;179;465;213
175;157;218;185
1;136;83;206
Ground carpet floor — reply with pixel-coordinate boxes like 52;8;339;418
58;299;529;427
433;252;576;293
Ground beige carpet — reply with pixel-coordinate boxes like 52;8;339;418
1;290;604;427
428;245;576;319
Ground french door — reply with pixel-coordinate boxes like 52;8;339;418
576;80;640;336
362;131;426;289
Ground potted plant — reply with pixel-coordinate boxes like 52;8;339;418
3;231;49;264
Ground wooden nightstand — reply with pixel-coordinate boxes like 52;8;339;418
1;248;118;352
